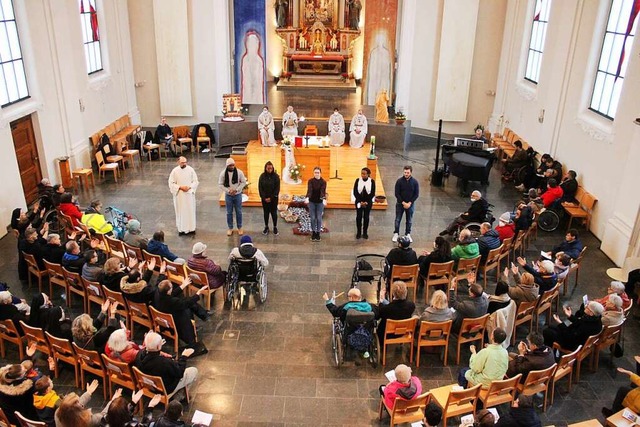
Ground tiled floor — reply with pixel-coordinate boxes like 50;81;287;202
1;142;636;426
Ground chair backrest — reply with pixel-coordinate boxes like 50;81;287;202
574;186;586;203
128;300;152;328
445;384;481;415
123;242;143;262
456;256;481;278
132;366;169;403
598;323;623;348
391;392;431;421
164;259;186;285
484;246;503;267
580;193;597;210
62;267;83;292
96;151;106;167
142;250;163;268
483;374;522;406
458;314;490;339
102;286;128;310
73;343;105;373
45;332;77;363
556;345;581;373
185;265;210;288
573;246;587;264
0;319;21;340
515;300;538;322
385;317;418;338
174;125;191;138
149;306;177;335
15;411;46;427
418;320;452;345
101;353;136;389
19;321;50;354
426;261;454;283
82;277;105;301
105;235;126;260
623;299;634;318
537;284;560;312
22;252;40;271
499;237;513;255
235;257;260;283
43;259;64;279
304;125;318;136
390;264;419;283
520;363;557;392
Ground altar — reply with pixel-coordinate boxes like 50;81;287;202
290;54;345;75
281;145;331;181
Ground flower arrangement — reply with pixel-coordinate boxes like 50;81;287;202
282;136;292;147
395;110;407;120
341;72;349;82
289;163;305;181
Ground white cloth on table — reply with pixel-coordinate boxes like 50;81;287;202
349;113;368;148
168;165;199;233
282;111;299;138
258;111;276;146
328;112;345;146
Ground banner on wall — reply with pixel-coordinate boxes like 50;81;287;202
362;0;398;106
233;0;267;105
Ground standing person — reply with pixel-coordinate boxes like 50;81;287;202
392;166;419;243
349;109;368;148
328;107;345;146
258;161;280;236
156;117;176;156
258;106;276;146
306;167;327;242
168;157;199;236
353;167;375;239
282;105;299;138
219;157;247;236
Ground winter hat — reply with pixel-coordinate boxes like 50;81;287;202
226;157;235;166
499;212;512;224
127;219;141;232
192;242;207;255
394;364;412;383
587;301;605;316
240;235;253;245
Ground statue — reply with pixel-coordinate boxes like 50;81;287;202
298;29;308;49
312;29;324;55
329;32;338;50
275;0;288;28
346;0;362;30
375;89;390;123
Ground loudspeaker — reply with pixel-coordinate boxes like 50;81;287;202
431;169;444;187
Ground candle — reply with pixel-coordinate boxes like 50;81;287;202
371;136;376;145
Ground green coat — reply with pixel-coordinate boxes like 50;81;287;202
451;240;480;260
465;343;509;388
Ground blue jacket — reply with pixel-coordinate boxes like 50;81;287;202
394;176;419;204
477;229;501;259
147;239;178;261
552;238;583;260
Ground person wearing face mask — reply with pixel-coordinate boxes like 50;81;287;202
440;190;489;236
258;106;276;146
353;167;376;239
258;161;281;235
168;157;199;236
349;108;368;148
306;167;327;242
282;105;299;138
219;157;248;236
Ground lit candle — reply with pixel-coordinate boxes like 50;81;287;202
370;136;375;146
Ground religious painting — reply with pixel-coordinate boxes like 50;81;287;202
300;0;338;28
222;94;242;114
233;0;267;104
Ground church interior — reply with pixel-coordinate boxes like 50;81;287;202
1;0;640;425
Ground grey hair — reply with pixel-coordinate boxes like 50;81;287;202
610;281;626;294
608;294;623;309
0;291;12;304
144;331;163;351
107;329;130;352
47;233;60;243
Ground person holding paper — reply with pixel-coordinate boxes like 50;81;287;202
379;364;422;412
601;366;640;417
459;327;509;388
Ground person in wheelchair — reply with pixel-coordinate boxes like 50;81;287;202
501;140;528;178
538;178;563;208
229;235;269;267
440;191;489;236
323;287;376;322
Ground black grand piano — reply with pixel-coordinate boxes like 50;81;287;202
442;137;497;194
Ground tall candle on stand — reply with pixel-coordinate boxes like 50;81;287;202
368;136;376;159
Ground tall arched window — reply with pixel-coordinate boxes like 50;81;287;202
590;0;639;120
0;0;29;107
80;0;103;74
524;0;551;84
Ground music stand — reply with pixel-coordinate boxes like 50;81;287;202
330;143;342;180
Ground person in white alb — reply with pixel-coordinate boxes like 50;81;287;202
349;109;368;148
328;107;345;146
258;106;276;146
168;157;199;235
282;105;299;138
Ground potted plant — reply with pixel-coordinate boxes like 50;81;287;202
395;110;407;125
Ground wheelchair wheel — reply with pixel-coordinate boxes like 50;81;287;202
537;210;560;232
331;327;343;367
515;165;528;184
257;270;267;304
369;334;380;367
464;222;483;239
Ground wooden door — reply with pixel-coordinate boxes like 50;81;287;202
11;115;42;204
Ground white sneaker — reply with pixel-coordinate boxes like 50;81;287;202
392;233;399;242
363;351;370;359
406;234;413;243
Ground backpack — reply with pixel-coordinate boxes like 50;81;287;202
347;325;372;351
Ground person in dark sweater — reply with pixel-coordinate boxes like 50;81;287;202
152;279;209;345
41;233;66;264
306;167;327;242
385;236;418;282
71;300;120;351
258;161;280;236
496;394;542;427
353;167;376;239
99;257;136;292
517;257;557;293
559;170;579;204
543;301;603;350
392;165;419;243
477;222;501;264
502;140;529;174
547;229;584;259
440;191;489;236
418;236;452;276
155;117;176;156
449;275;489;332
507;332;555;383
154;400;187;427
377;282;416;343
18;226;47;269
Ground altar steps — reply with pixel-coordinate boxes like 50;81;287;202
276;75;357;92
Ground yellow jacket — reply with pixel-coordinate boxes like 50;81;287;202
81;212;113;234
622;374;640;412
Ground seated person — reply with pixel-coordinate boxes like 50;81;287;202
477;222;501;264
379;364;422;412
18;225;47;269
502;140;528;174
451;229;480;262
487;281;513;314
539;178;563;208
0;291;29;334
418;236;452;276
448;275;488;332
156;117;177;156
559;170;579;204
496;394;541;427
440;191;489;236
81;199;114;235
120;260;160;304
420;290;455;323
459;327;508;388
514;202;534;236
188;242;226;289
229;235;269;267
133;332;199;398
123;219;148;250
323;287;375;322
385;235;418;281
602;365;640;417
58;192;82;227
547;229;583;259
71;301;119;351
601;294;624;327
41;233;66;264
503;266;539;307
469;409;496;427
495;212;516;242
81;250;103;282
377;282;416;343
147;230;185;263
425;402;443;427
554;253;572;282
33;376;100;427
51;184;65;207
103;390;162;427
516;257;557;293
154;401;187;427
105;328;141;364
100;257;137;292
506;331;555;382
543;156;563;182
62;239;103;273
594;280;631;310
543;301;604;350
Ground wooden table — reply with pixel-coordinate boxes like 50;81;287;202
281;146;331;182
606;408;639;426
568;419;603;426
72;168;95;189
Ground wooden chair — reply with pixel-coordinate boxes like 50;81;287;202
563;192;597;231
567;246;588;288
535;284;560;331
0;319;25;360
304;125;318;136
22;252;45;292
62;267;87;312
429;383;481;427
185;265;215;311
389;264;419;302
142;250;163;271
455;256;481;284
0;408;14;427
511;300;538;345
479;246;502;288
455;314;489;365
550;345;581;404
96;151;119;182
42;260;68;302
45;332;80;388
123;242;143;262
101;354;137;398
553;332;601;382
14;412;45;427
420;260;454;304
381;317;418;366
416;320;452;367
19;321;51;356
511;231;526;259
127;300;153;337
138;130;161;161
478;374;522;409
497;236;513;270
378;392;431;426
120;140;141;169
102;287;130;329
592;322;623;371
82;277;105;316
132;366;179;405
149;306;180;356
195;126;212;152
526;220;538;246
165;258;187;287
102;141;125;170
105;235;127;261
73;343;108;400
516;363;557;412
174;125;193;153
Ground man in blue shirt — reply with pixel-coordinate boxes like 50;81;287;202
392;166;420;243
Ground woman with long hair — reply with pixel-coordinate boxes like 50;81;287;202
418;236;452;276
258;161;280;235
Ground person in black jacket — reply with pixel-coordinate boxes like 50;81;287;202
559;170;578;204
353;167;376;239
41;233;65;264
71;300;120;351
120;259;162;304
543;301;603;350
496;394;542;427
0;291;28;334
154;401;187;427
134;332;198;397
418;236;452;276
258;161;280;236
506;332;555;383
155;117;176;156
377;282;416;343
517;257;557;293
385;236;418;282
153;279;209;345
0;364;38;424
440;191;489;236
392;166;419;242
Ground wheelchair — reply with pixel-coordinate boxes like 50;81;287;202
536;204;565;232
225;257;267;308
331;309;380;367
452;203;496;240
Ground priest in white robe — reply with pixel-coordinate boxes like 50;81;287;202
349;109;368;148
258;106;276;146
328;108;345;146
282;105;299;138
168;157;199;235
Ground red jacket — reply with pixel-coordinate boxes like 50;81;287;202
105;342;141;364
383;376;422;409
541;186;563;208
59;202;83;226
496;223;516;242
